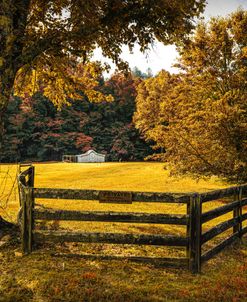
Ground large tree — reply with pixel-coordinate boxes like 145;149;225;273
0;0;205;142
135;10;247;183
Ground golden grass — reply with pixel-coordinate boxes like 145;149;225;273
0;162;246;302
0;162;243;252
0;162;232;238
33;162;228;192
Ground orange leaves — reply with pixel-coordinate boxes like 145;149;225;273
81;272;98;280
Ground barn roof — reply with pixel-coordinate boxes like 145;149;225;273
77;150;105;157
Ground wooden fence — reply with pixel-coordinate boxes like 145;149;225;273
18;165;247;273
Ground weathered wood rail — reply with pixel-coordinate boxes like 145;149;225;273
18;165;247;273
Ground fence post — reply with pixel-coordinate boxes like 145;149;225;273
27;166;35;187
188;194;202;273
20;185;27;253
239;188;243;239
26;166;35;253
19;172;34;255
186;202;190;259
233;188;243;238
28;186;34;253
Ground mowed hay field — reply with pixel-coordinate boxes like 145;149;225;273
0;162;247;302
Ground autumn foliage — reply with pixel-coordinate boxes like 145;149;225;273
2;71;152;162
0;0;205;119
134;10;247;182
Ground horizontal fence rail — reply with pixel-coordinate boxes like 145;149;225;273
201;213;247;244
201;232;240;263
34;231;188;246
34;188;190;203
34;209;188;225
200;186;247;269
200;185;247;203
202;198;247;223
202;218;238;244
17;166;247;273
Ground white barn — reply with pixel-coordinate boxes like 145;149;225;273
76;150;106;163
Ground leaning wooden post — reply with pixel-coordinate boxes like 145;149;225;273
27;166;35;187
188;193;202;273
18;175;27;206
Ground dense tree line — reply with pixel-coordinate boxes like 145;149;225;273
1;72;153;162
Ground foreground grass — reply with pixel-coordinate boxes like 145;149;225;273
0;238;246;302
0;162;246;302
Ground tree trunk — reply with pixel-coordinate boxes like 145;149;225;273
0;113;5;154
0;2;30;233
0;216;16;230
0;0;31;147
0;74;15;150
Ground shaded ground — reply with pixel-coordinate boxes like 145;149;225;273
0;228;246;302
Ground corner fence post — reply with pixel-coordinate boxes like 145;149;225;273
188;194;202;273
27;187;34;253
21;187;33;254
21;186;28;254
19;167;35;255
27;167;35;253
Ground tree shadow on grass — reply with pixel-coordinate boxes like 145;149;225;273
0;278;33;302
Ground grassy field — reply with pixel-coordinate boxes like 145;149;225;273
0;162;246;302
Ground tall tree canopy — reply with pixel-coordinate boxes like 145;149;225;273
0;0;205;139
134;10;247;183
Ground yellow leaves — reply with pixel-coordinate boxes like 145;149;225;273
13;58;113;108
242;46;247;59
135;40;247;181
43;78;71;108
14;68;37;98
6;33;15;45
85;90;114;103
0;57;4;67
0;15;11;27
134;70;180;138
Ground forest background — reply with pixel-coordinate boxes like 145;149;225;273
1;68;154;163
